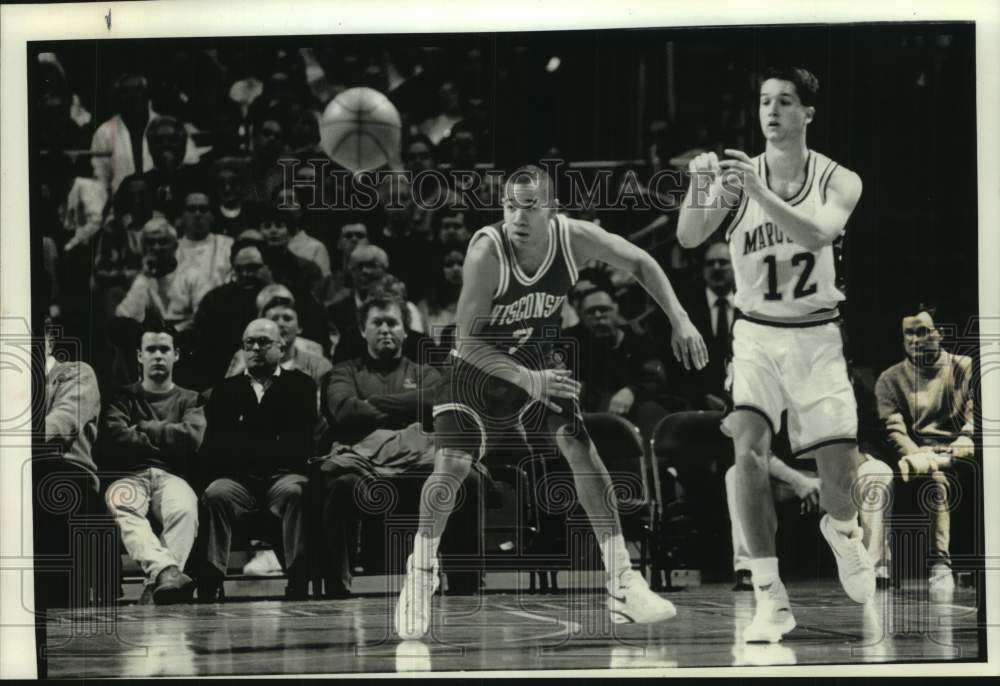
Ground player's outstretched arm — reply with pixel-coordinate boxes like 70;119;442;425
677;151;734;249
568;219;708;371
720;149;863;250
453;236;580;413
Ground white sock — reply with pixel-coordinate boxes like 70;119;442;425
828;514;859;536
412;532;440;570
599;533;633;580
749;557;780;587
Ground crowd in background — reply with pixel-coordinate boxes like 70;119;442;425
31;39;978;607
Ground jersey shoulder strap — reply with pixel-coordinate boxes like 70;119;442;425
554;214;580;284
470;224;510;298
813;150;841;205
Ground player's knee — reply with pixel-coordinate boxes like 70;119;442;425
733;448;769;476
856;455;893;486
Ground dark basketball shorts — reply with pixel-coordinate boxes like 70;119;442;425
432;358;587;461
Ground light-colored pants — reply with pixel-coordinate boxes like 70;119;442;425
725;455;893;572
105;468;199;585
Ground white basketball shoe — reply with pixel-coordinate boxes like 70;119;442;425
744;579;796;643
607;569;678;624
394;555;440;640
820;514;876;603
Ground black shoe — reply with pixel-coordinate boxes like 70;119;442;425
323;581;352;600
196;576;225;603
732;569;753;592
876;576;894;590
152;566;196;605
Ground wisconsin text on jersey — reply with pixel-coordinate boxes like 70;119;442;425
489;292;567;326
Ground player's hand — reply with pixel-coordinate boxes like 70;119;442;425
719;149;764;199
898;451;936;483
688;151;722;186
671;316;709;371
793;475;821;514
526;368;581;414
949;435;975;460
607;387;635;416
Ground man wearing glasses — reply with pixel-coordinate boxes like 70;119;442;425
193;318;318;601
874;305;976;595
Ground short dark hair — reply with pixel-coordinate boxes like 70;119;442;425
504;164;557;208
359;292;409;331
138;322;178;349
231;234;266;263
699;236;731;262
761;66;820;107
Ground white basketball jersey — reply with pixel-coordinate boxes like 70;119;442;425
724;150;846;324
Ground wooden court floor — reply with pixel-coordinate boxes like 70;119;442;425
43;580;982;677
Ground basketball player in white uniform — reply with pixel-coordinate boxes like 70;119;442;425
677;67;876;643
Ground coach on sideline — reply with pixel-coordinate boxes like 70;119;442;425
193;318;317;600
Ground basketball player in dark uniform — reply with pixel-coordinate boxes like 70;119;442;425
395;165;708;639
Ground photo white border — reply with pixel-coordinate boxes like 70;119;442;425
2;0;997;678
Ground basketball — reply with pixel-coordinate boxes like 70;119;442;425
320;87;402;172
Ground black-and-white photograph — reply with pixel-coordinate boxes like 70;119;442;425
1;0;997;679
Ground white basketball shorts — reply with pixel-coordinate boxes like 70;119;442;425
722;318;858;457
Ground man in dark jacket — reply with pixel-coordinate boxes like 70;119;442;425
195;318;317;600
318;293;483;596
100;325;206;604
564;284;686;443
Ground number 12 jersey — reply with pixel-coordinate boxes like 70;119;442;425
723;150;846;325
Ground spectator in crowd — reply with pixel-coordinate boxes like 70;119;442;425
418;246;464;345
372;177;437;302
327;244;389;363
194;318;317;601
419;81;464;145
317;293;483;596
175;190;234;290
99;325;206;605
403;133;437;175
442;120;480;180
676;238;735;410
434;207;472;250
115;217;211;332
192;236;276;387
35;320;102;610
119;116;203;220
35;84;92;155
115;218;213;334
259;204;328;306
327;222;370;305
93;176;153;291
275;187;333;280
564;282;686;442
725;451;894;591
90;73;197;195
225;289;332;387
248;110;289;206
212;157;260;237
875;305;976;593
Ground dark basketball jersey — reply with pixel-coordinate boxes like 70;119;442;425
467;214;579;370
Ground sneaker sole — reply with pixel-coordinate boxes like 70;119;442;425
744;613;796;643
608;601;677;625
